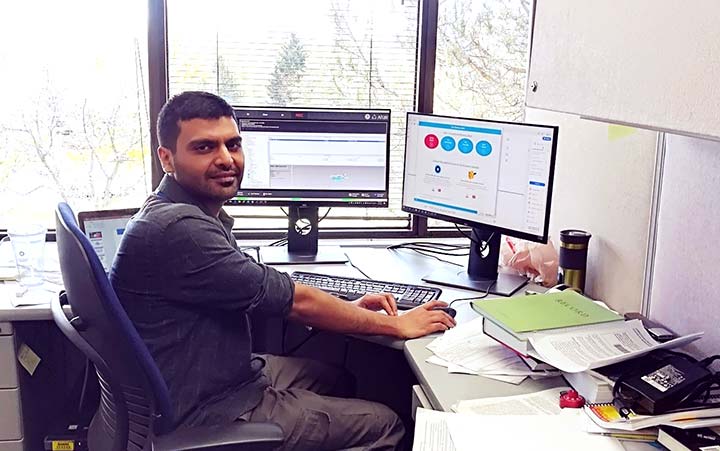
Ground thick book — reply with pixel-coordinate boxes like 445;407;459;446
519;354;557;372
473;290;623;334
482;316;533;356
563;371;614;403
657;425;720;450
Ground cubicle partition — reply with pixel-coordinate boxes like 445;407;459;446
647;134;720;358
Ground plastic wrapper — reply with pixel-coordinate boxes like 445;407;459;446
499;236;558;287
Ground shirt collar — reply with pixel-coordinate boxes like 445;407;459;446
155;175;235;231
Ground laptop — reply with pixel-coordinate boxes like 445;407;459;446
77;208;138;272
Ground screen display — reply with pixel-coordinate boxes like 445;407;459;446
229;107;391;207
402;113;557;242
81;215;132;271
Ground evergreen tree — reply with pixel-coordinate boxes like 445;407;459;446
267;33;307;106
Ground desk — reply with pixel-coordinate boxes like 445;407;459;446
0;242;62;451
404;337;565;412
0;242;606;451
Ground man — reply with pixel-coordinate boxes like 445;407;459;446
111;91;456;450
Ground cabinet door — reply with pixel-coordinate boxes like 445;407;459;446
0;389;22;440
0;323;13;336
0;336;18;389
526;0;720;139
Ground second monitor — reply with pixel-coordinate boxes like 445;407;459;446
402;112;558;296
230;106;391;264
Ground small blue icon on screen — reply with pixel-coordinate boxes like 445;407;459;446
434;165;442;174
458;138;473;154
441;136;456;151
476;140;492;156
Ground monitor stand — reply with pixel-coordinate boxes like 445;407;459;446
421;226;528;296
259;205;348;265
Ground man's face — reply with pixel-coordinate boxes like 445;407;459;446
158;116;244;210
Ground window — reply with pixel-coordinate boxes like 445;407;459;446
430;0;532;229
166;0;419;232
0;1;151;227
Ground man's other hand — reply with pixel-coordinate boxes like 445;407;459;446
353;293;398;316
395;300;456;339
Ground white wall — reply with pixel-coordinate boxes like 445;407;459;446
525;108;657;312
648;135;720;358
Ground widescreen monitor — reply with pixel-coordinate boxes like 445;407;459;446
231;106;391;264
402;112;558;296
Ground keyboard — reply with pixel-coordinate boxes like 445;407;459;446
290;271;442;310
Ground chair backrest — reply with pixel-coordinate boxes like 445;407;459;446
55;202;173;451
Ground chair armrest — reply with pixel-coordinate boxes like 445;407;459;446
152;421;284;451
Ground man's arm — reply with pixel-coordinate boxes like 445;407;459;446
287;284;456;339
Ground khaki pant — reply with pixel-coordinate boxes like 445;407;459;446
246;354;405;451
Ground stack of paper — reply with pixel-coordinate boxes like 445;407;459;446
426;317;557;384
528;320;703;373
472;291;704;373
413;407;626;451
584;402;720;431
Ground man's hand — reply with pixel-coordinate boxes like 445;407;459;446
353;293;398;316
395;300;456;339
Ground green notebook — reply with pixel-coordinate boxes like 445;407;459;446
472;290;623;333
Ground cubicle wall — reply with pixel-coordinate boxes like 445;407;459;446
524;108;657;313
524;0;720;357
647;135;720;358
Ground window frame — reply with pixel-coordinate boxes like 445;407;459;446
146;0;462;240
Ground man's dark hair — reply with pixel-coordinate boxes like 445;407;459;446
157;91;236;151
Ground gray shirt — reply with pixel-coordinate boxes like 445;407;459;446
110;175;294;428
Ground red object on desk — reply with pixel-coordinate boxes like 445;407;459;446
559;389;585;408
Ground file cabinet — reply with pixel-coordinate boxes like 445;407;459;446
0;322;23;451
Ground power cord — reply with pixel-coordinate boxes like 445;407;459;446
345;253;371;279
451;280;496;310
387;243;466;267
239;245;261;261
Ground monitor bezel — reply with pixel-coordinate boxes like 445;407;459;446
77;208;139;233
401;112;559;243
228;105;392;208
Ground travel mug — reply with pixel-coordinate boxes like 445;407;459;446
558;229;591;292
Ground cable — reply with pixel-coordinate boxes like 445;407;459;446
452;280;496;309
270;208;333;247
700;355;720;368
239;245;261;261
268;237;288;247
345;253;371;279
454;224;476;243
387;241;469;251
388;246;465;267
387;241;469;255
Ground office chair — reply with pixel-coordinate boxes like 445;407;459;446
53;202;283;451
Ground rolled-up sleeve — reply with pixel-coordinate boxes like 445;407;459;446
162;215;294;316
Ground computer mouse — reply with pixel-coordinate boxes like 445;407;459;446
433;306;456;318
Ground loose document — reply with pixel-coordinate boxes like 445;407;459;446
413;405;625;451
529;319;703;373
426;317;556;384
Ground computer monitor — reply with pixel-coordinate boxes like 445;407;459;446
402;112;558;296
230;106;391;264
77;208;138;272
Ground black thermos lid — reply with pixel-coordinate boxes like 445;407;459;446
560;229;591;245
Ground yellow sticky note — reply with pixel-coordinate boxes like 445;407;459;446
52;441;75;451
608;124;636;141
17;342;41;375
